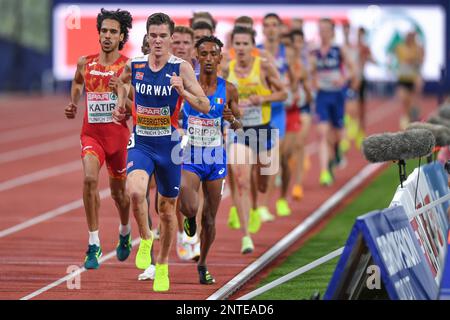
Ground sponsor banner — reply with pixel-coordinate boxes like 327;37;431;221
53;4;444;81
325;206;438;300
439;230;450;300
390;164;448;284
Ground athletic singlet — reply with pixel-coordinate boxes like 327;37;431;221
227;56;272;127
130;54;183;146
396;43;422;82
312;45;344;91
183;77;227;148
82;53;129;136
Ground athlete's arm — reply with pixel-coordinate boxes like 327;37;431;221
259;59;288;103
65;56;86;119
223;81;242;130
113;59;132;122
341;47;359;90
302;69;313;105
176;61;210;114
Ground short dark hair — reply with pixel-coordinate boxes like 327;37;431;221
234;16;254;27
263;13;282;24
173;26;194;41
289;29;304;42
319;17;335;30
195;35;224;50
189;12;216;30
96;8;133;51
231;26;256;45
146;12;175;35
192;21;213;33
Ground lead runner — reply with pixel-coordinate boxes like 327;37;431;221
113;12;210;292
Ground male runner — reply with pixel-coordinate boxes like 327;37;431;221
180;35;241;284
64;8;133;270
114;12;210;292
310;18;357;186
223;26;286;253
256;13;290;219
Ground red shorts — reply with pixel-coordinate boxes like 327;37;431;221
286;107;301;132
80;131;129;179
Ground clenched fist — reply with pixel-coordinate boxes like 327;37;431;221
65;102;77;119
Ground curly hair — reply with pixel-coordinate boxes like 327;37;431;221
195;35;223;50
97;8;133;51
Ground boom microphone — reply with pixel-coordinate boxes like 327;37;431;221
406;122;450;147
428;115;450;128
362;129;435;163
438;104;450;120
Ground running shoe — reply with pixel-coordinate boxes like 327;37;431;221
153;263;170;292
191;241;200;262
276;198;291;217
198;265;216;285
183;217;197;237
135;234;153;270
319;170;334;187
248;209;261;234
176;237;194;261
292;184;304;201
227;206;240;229
138;264;155;281
84;244;102;270
116;232;132;262
257;206;275;222
241;236;254;254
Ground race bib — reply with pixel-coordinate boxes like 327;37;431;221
241;106;263;127
127;133;135;149
86;92;117;123
187;115;222;147
135;105;171;137
317;70;342;90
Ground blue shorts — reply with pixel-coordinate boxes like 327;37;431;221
127;143;181;198
300;103;311;114
182;146;227;181
315;90;345;129
233;124;274;154
270;103;286;140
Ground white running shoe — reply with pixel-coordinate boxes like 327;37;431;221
184;233;198;245
191;241;201;261
176;239;194;260
138;264;155;281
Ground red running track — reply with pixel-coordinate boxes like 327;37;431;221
0;94;438;299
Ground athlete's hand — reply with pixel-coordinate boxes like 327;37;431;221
222;104;235;123
170;72;184;96
248;95;264;106
65;102;77;119
109;75;119;93
112;106;126;123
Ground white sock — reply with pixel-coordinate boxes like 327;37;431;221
88;230;100;246
119;223;131;236
177;231;184;243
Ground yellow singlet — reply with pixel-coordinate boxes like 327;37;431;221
227;56;272;127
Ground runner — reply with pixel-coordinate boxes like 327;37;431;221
256;13;290;219
223;26;287;253
180;35;241;284
310;18;358;186
64;8;133;270
285;29;313;202
395;30;424;129
113;12;210;292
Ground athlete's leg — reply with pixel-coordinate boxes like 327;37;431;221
109;176;130;226
294;112;312;188
82;154;102;232
127;170;152;240
157;193;177;265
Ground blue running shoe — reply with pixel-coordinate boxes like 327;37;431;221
116;233;132;262
84;244;102;269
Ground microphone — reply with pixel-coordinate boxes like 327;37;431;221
362;129;435;163
406;122;450;147
428;115;450;128
438;104;450;120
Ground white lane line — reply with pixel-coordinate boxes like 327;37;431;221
0;189;110;239
0;161;80;192
207;163;383;300
20;237;141;301
0;122;78;144
0;135;79;164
